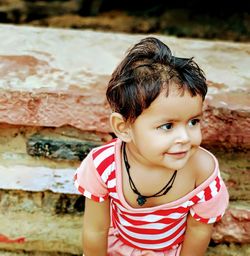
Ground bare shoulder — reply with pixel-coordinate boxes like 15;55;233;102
190;147;216;187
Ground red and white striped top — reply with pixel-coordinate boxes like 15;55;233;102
74;139;229;252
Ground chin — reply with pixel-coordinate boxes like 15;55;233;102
165;158;189;170
169;163;187;171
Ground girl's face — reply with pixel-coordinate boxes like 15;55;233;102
126;88;203;171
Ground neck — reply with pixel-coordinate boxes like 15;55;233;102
124;142;175;173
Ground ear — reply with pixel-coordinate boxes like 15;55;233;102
109;112;132;142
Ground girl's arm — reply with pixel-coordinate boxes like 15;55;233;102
180;214;213;256
82;197;110;256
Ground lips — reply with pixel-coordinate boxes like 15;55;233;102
167;151;188;155
165;151;189;158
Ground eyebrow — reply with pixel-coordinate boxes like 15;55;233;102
190;113;203;119
157;112;203;123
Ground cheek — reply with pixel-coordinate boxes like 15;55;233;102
188;126;202;144
194;129;202;145
134;131;163;151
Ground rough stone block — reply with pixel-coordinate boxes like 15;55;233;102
207;243;250;256
213;203;250;244
0;164;83;254
26;133;102;161
0;25;249;149
202;92;250;150
209;151;250;201
0;123;110;168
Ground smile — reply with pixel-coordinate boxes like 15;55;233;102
165;151;188;158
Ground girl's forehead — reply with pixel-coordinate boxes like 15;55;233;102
154;88;202;106
139;90;203;121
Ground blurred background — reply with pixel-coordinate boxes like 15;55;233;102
0;0;249;41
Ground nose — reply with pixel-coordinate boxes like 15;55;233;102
175;126;190;144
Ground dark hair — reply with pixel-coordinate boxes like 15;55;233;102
106;37;207;123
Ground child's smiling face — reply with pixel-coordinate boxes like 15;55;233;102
126;87;203;171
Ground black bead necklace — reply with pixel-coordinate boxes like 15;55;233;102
123;143;178;206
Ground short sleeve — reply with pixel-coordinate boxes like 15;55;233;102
190;179;229;224
74;151;109;202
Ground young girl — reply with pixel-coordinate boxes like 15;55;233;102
74;37;229;256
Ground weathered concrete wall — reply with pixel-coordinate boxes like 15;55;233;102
0;24;249;255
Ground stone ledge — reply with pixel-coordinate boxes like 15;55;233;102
0;25;249;92
0;141;249;203
202;91;250;150
0;189;248;255
206;243;250;256
0;124;110;169
210;151;250;201
0;163;249;254
26;133;102;161
0;122;248;201
0;142;249;200
0;164;77;195
0;25;249;148
0;162;83;254
0;89;110;133
212;203;250;244
0;212;82;255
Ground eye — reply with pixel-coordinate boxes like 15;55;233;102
188;118;200;127
159;123;173;131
